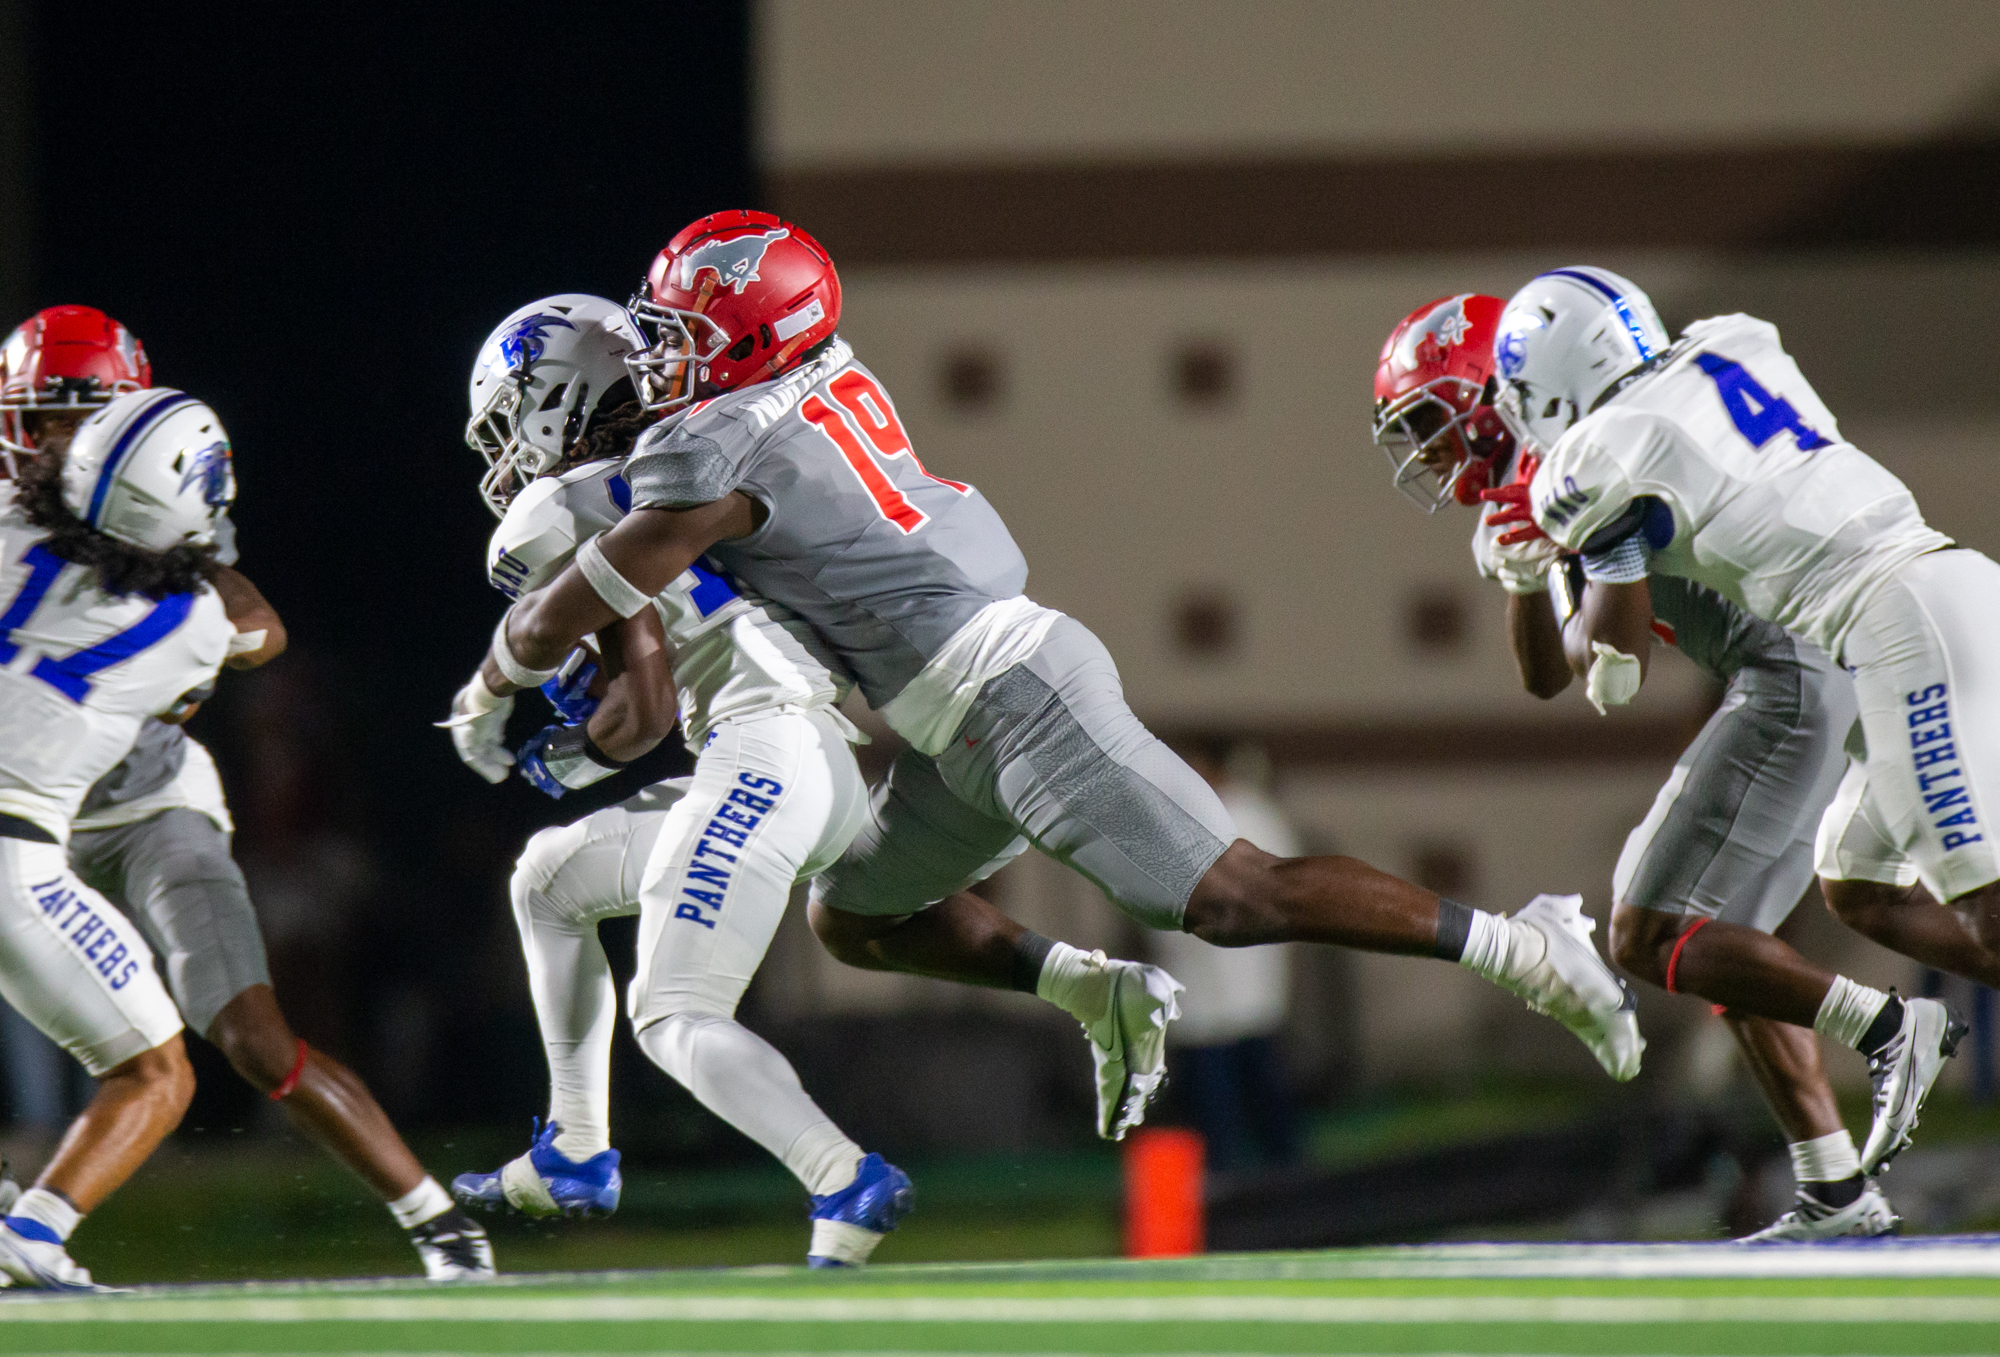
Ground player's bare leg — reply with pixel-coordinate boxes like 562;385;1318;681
33;1038;193;1213
1824;878;2000;988
1722;1011;1843;1143
0;1037;194;1289
1717;1010;1897;1239
205;985;492;1278
1609;905;1831;1028
811;894;1182;1139
809;892;1026;988
207;985;425;1198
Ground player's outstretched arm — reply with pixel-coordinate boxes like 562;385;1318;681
214;565;288;669
495;494;759;680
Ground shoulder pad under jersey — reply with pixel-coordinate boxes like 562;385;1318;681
1530;408;1667;553
486;460;630;599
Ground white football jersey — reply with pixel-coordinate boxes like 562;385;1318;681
0;502;231;841
488;459;850;745
1529;314;1951;661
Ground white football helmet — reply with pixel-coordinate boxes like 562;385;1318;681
1492;267;1671;451
60;388;233;551
466;294;642;518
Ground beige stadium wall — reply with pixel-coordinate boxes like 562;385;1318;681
760;0;2000;165
751;0;2000;1092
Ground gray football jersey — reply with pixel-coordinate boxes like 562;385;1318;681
625;339;1029;707
1648;575;1813;680
78;717;189;817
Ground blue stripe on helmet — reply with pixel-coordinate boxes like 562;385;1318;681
86;391;197;528
1540;268;1656;362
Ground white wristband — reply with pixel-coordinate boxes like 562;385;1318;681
491;611;560;688
577;535;653;619
226;627;268;657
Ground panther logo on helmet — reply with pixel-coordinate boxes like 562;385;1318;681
498;314;577;371
673;228;789;296
179;439;234;507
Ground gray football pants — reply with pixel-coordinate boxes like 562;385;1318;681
68;809;271;1035
1613;639;1856;933
814;615;1238;929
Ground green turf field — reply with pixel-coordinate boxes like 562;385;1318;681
5;1240;1999;1356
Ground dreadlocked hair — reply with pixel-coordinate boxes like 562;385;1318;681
14;449;219;599
561;385;657;475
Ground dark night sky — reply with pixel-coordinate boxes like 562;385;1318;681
30;3;750;866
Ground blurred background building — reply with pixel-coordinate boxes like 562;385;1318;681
0;0;1998;1278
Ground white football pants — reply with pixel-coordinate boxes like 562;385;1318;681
0;837;183;1076
1817;548;2000;902
509;708;871;1193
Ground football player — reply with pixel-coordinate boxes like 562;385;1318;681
1484;266;1980;1181
1376;294;1904;1239
0;307;494;1281
0;388;240;1288
457;211;1644;1134
443;295;892;1264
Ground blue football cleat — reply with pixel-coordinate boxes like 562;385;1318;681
806;1152;913;1268
451;1118;622;1219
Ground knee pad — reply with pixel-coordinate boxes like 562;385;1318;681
511;825;583;925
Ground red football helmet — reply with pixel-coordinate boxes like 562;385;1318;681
1371;294;1512;511
627;209;841;413
0;306;152;472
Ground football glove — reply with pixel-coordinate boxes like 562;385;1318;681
438;672;515;784
517;722;629;800
1477;480;1559;594
540;651;601;725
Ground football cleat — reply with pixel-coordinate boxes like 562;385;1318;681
1064;950;1185;1140
806;1153;914;1268
409;1207;496;1280
1494;894;1645;1082
0;1218;96;1291
451;1119;622;1218
1738;1180;1899;1243
1860;996;1965;1175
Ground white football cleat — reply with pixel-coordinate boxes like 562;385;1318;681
1860;996;1965;1175
1068;950;1184;1140
0;1219;96;1291
409;1207;496;1281
1493;894;1645;1081
1738;1179;1899;1242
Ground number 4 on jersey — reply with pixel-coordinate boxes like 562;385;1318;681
1694;352;1831;452
801;369;968;534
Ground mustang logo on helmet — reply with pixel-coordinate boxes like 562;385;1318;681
179;439;234;507
497;314;577;371
674;228;790;296
1392;296;1474;371
1496;326;1532;378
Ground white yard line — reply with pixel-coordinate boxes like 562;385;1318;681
7;1293;2000;1324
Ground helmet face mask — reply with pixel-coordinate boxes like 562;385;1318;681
1371;294;1514;512
466;295;642;518
1376;377;1489;511
624;301;729;414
